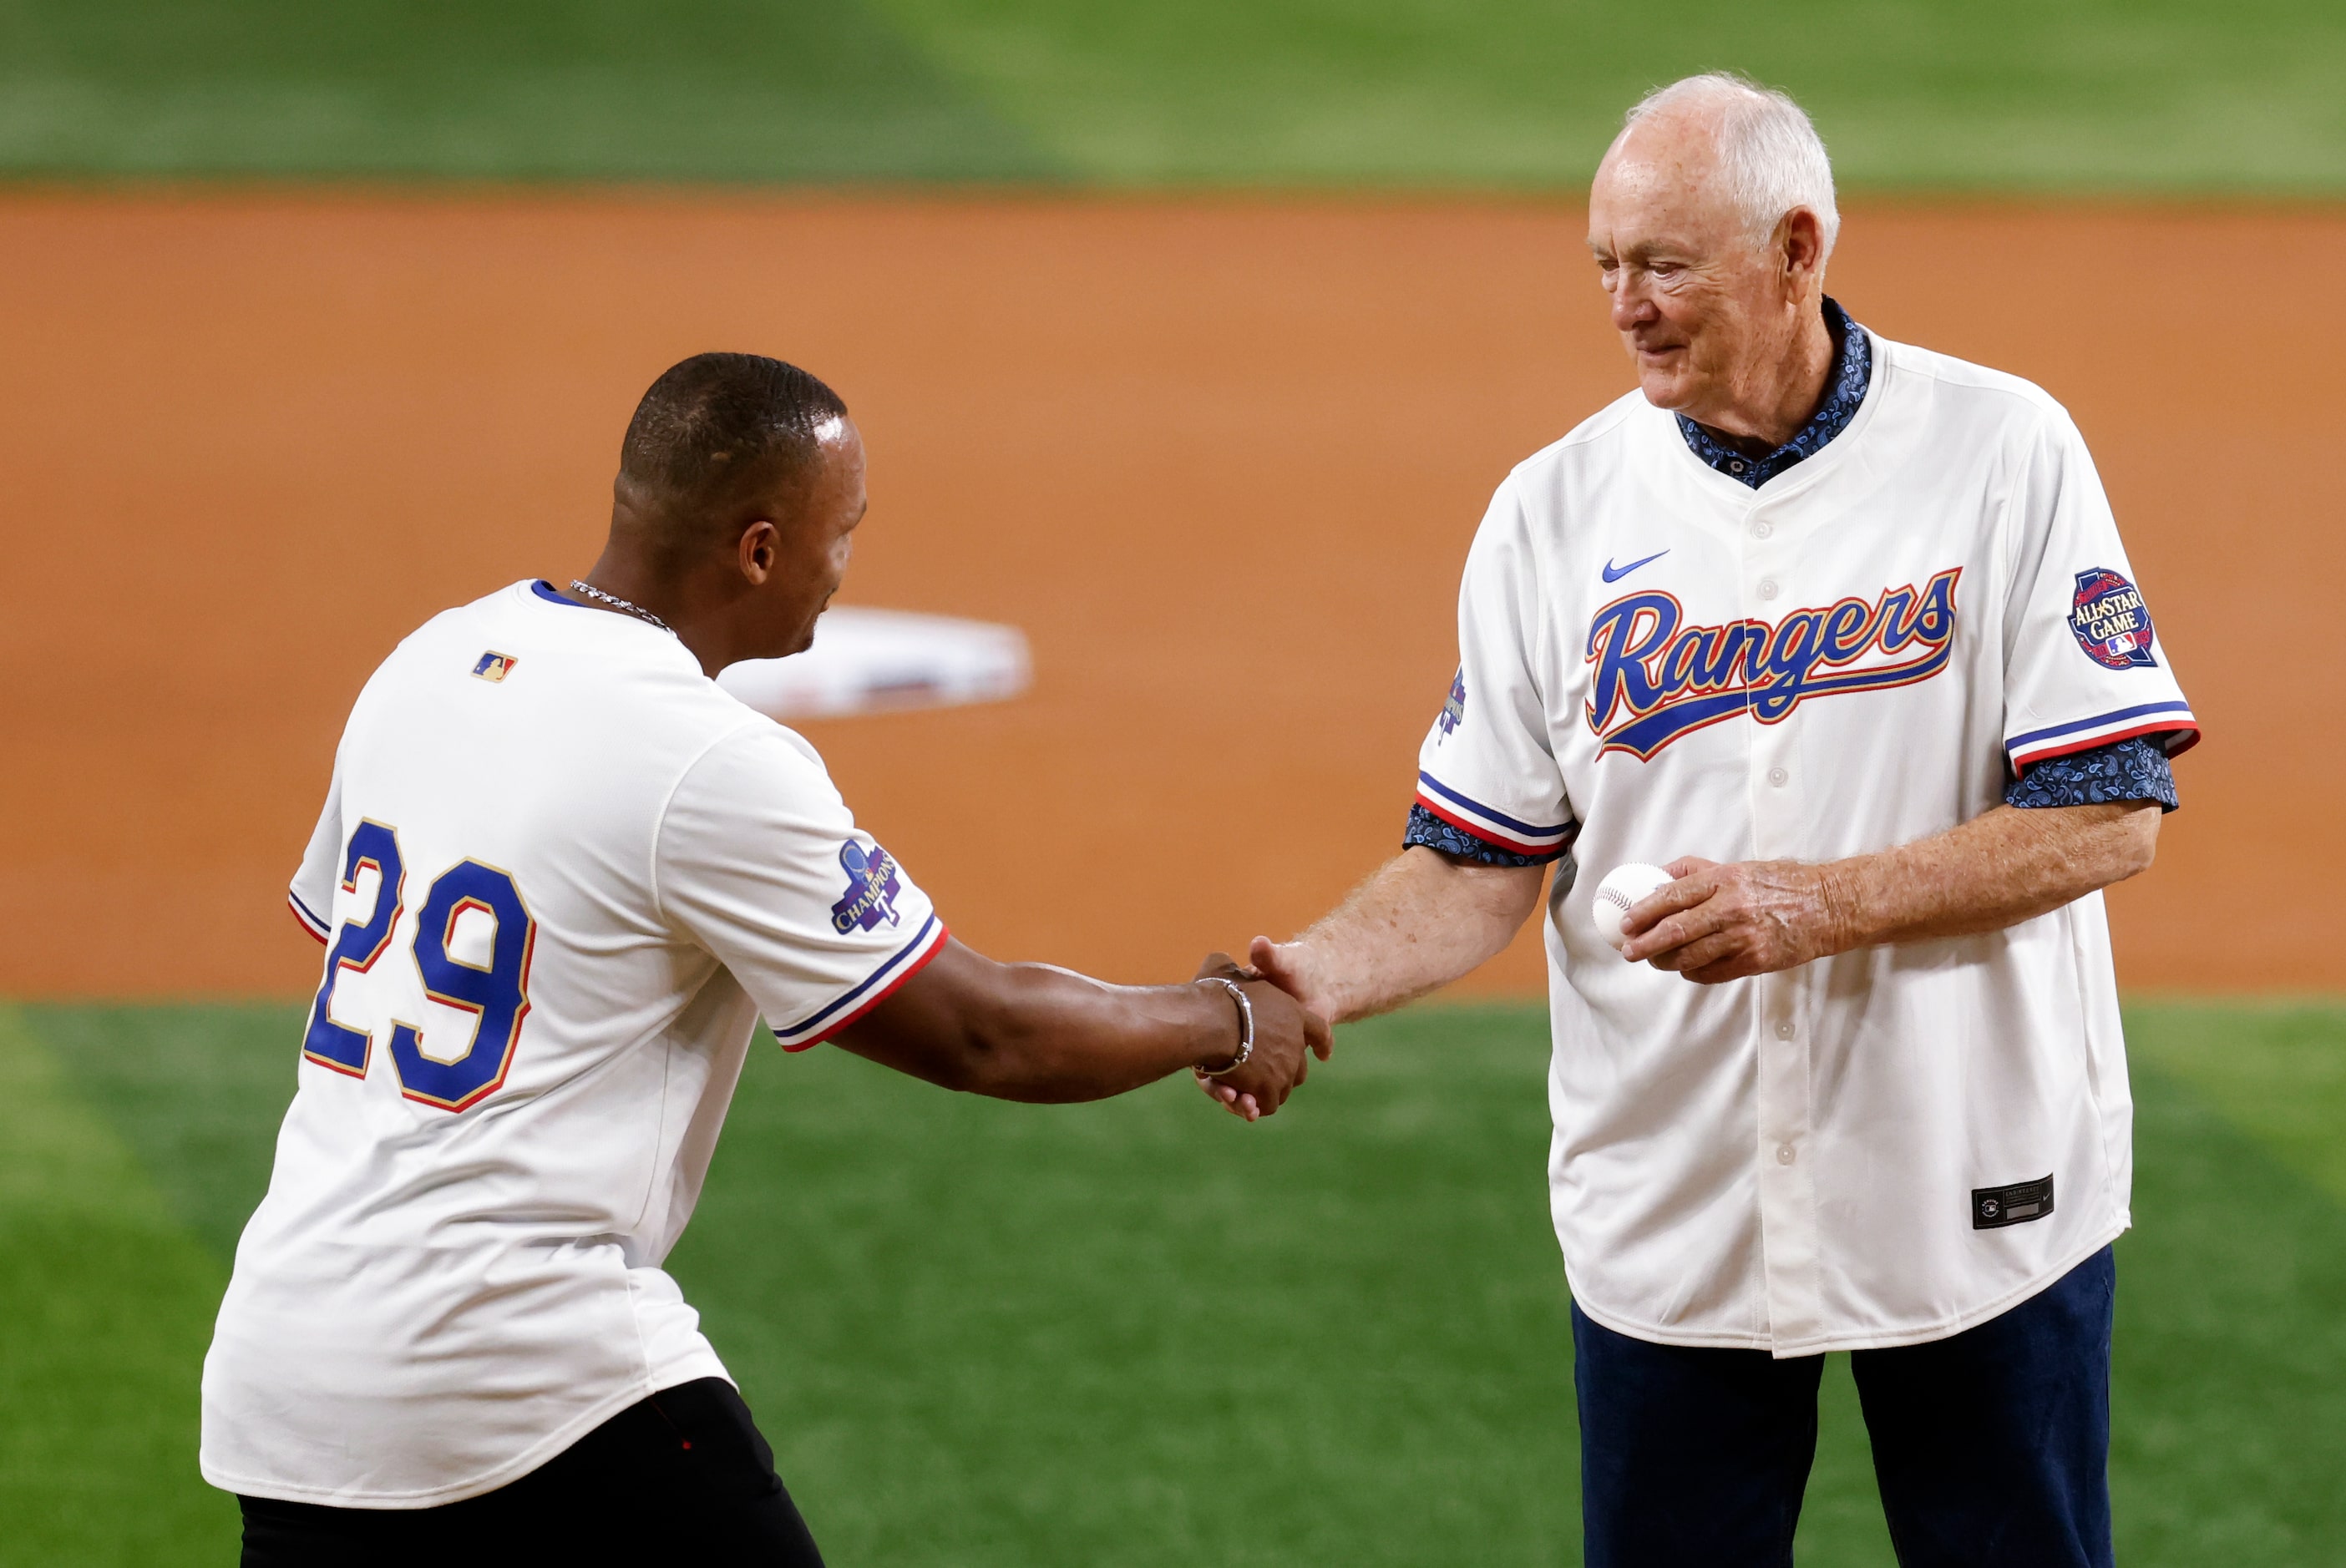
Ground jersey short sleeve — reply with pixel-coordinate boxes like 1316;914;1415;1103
2000;410;2198;770
287;765;342;943
656;724;948;1050
1411;475;1577;860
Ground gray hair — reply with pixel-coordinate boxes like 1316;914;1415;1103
1619;73;1840;256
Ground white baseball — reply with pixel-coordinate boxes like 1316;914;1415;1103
1590;862;1675;950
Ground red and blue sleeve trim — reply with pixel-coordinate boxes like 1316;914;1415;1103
2007;701;2200;769
288;890;332;943
770;913;950;1051
1405;802;1566;866
1413;772;1574;857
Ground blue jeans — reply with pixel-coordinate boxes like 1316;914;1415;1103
1573;1247;2115;1568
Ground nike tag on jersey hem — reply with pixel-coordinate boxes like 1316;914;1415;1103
1601;549;1670;583
1972;1174;2054;1230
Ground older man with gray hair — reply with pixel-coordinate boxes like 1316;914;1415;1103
1222;73;2196;1565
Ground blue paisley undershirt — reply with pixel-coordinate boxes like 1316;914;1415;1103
1409;301;2179;866
2003;736;2178;813
1403;803;1565;867
1674;296;1871;490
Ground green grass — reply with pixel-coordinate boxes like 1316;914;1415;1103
2128;999;2346;1206
874;0;2346;192
2;0;2343;190
0;0;1051;182
0;1008;238;1566
2111;1007;2346;1563
9;997;2346;1564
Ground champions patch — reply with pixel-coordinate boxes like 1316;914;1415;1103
1436;668;1466;740
2068;568;2156;670
1584;569;1961;760
830;842;904;933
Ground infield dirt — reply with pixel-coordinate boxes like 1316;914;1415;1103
2;194;2337;996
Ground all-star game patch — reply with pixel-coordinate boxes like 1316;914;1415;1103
2068;568;2157;670
1437;668;1466;739
830;841;904;933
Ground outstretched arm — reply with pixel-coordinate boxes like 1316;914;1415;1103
836;938;1330;1119
1245;847;1549;1025
1619;800;2159;984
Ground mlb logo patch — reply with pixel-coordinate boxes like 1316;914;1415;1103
471;651;519;683
2067;569;2156;670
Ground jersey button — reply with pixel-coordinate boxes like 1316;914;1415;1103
1776;1144;1797;1165
1752;520;1774;539
1767;766;1789;787
1758;579;1781;600
1775;1019;1796;1039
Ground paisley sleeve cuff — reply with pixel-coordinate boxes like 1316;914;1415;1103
2005;735;2180;813
1403;802;1565;866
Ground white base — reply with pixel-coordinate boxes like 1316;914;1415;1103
717;607;1031;721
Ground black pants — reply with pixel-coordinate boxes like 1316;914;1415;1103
1573;1247;2116;1568
240;1378;825;1566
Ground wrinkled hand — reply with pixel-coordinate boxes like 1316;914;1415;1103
1244;934;1342;1023
1618;857;1852;984
1192;950;1334;1120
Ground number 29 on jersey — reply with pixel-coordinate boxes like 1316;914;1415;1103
301;821;537;1113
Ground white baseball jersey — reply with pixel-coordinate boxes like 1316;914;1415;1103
201;580;947;1506
1415;332;2196;1356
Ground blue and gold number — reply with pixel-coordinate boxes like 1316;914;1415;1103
299;826;535;1113
387;860;536;1112
300;821;406;1077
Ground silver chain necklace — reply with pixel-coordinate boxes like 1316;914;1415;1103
569;579;674;635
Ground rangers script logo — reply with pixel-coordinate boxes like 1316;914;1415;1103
829;842;904;933
2068;568;2156;670
1585;569;1961;759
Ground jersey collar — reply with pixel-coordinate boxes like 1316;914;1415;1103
521;580;700;672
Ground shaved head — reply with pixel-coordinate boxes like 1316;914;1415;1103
616;352;849;562
580;352;869;675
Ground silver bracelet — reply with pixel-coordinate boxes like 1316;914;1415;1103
1194;976;1254;1078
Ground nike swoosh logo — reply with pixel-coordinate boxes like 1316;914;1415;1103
1602;549;1670;583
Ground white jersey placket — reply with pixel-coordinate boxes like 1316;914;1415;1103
1738;486;1824;1352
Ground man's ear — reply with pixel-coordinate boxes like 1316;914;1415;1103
1781;207;1827;286
737;519;780;584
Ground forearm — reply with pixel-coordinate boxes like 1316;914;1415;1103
1820;800;2159;952
838;942;1239;1103
949;963;1239;1102
1280;847;1545;1023
1623;799;2161;984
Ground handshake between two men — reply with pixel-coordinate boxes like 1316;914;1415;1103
835;785;2162;1126
1188;795;2166;1121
